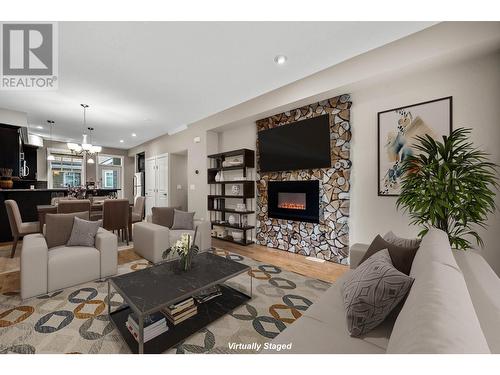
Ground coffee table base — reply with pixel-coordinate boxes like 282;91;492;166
109;284;251;354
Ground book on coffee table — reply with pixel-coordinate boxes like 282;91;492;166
126;312;168;342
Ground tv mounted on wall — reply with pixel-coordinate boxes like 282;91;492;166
258;114;331;172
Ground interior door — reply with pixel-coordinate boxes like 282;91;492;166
156;154;169;207
145;156;156;216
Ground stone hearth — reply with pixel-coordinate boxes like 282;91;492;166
255;94;351;264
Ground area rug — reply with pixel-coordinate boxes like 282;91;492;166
0;248;331;354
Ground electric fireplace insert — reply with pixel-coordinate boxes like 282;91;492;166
267;180;320;223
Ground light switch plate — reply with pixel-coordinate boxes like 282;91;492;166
190;184;195;190
177;184;182;190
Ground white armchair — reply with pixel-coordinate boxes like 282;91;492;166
21;228;118;300
133;219;211;264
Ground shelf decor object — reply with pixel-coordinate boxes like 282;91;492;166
207;148;255;246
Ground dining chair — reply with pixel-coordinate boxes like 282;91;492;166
57;199;91;219
103;199;130;245
4;199;40;258
131;196;146;224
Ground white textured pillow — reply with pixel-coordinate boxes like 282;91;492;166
383;231;421;249
67;217;102;247
387;261;490;353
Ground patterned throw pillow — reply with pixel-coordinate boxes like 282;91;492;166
342;249;414;337
383;231;421;249
66;217;102;247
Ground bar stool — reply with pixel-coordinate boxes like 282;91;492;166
4;199;40;258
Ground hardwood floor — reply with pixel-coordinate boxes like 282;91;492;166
212;238;348;283
0;239;348;294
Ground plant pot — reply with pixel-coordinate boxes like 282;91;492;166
0;177;13;189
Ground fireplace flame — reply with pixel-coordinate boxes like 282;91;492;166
278;202;306;210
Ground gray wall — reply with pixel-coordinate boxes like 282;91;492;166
169;153;188;211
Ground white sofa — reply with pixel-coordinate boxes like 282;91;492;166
21;228;118;300
266;228;500;354
133;219;211;264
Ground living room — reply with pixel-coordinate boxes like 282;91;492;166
1;2;500;374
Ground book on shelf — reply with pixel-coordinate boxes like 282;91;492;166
128;311;166;332
125;320;168;343
163;297;195;316
163;306;198;325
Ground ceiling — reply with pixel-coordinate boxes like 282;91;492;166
0;22;435;149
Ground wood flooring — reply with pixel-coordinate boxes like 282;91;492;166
0;239;348;294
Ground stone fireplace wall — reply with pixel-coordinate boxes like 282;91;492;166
256;94;352;264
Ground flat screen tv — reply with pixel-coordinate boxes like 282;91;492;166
258;114;331;172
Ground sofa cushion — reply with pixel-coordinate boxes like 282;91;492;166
67;217;102;247
454;249;500;353
383;231;421;249
410;227;460;278
151;206;179;228
171;209;195;230
45;211;89;249
387;261;490;353
47;246;100;292
343;250;414;337
265;273;388;354
360;235;419;275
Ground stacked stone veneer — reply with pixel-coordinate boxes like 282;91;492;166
256;94;352;264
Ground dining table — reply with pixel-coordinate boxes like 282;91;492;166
36;202;134;241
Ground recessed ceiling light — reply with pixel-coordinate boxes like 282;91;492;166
131;133;137;137
274;55;287;65
119;139;124;143
36;125;44;129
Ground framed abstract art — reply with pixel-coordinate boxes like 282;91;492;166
377;96;452;196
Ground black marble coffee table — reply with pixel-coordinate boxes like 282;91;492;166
107;252;252;354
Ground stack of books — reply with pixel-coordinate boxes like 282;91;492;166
126;312;168;342
162;297;197;325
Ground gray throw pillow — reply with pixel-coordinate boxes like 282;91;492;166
342;249;414;337
45;211;89;249
359;235;419;275
171;209;195;230
66;217;102;247
383;231;421;249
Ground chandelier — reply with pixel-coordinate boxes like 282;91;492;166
67;104;102;164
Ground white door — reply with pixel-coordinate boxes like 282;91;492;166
145;156;156;216
156;154;169;207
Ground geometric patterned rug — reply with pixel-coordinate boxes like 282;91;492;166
0;248;331;354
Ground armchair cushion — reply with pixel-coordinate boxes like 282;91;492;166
45;211;89;249
48;246;100;292
151;206;178;228
171;209;195;230
67;217;102;247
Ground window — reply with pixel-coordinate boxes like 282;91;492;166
98;154;123;196
103;170;117;188
49;154;83;188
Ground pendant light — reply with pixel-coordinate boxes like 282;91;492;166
46;120;55;161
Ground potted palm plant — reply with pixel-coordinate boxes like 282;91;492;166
397;128;498;250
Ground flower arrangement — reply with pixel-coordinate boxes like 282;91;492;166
172;233;198;271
